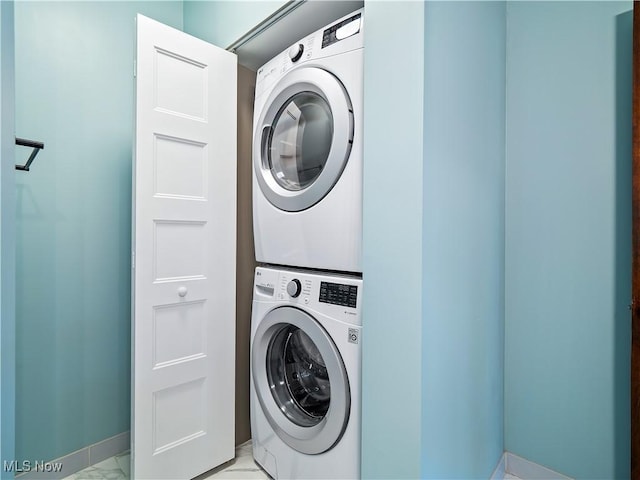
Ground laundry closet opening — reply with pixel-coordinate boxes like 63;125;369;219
226;0;364;448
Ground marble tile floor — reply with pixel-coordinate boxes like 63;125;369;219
62;452;130;480
199;441;269;480
62;440;269;480
62;441;522;480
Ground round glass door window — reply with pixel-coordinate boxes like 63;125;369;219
254;67;353;212
267;92;333;191
252;306;351;454
266;324;331;427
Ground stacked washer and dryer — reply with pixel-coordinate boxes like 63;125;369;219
249;9;364;480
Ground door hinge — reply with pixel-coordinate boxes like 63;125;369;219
131;250;136;269
133;59;137;78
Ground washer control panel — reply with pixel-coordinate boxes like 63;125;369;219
254;267;362;324
319;281;357;308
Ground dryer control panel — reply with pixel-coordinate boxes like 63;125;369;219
255;8;364;100
321;12;362;49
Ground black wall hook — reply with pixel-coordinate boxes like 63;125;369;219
15;137;44;171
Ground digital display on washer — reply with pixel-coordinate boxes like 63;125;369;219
322;13;361;48
319;282;358;308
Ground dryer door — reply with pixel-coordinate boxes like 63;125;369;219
252;306;350;454
254;67;354;212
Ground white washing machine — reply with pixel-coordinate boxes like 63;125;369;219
250;266;362;479
252;9;364;273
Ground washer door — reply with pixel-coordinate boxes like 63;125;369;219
252;306;350;454
254;67;354;212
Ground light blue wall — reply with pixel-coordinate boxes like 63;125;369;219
184;0;285;48
361;2;425;478
14;1;183;463
422;2;505;478
504;2;632;479
0;1;16;477
10;1;633;478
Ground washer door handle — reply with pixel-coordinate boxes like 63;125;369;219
261;125;273;170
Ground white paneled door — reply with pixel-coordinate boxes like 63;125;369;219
133;14;237;480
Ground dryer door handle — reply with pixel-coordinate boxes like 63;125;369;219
261;125;273;170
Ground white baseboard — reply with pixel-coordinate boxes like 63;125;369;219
16;431;129;480
490;452;506;480
504;452;573;480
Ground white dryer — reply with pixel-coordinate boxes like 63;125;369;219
250;266;362;479
253;10;364;273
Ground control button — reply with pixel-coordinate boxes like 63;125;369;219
348;328;359;344
288;43;304;62
304;297;310;305
287;279;302;298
